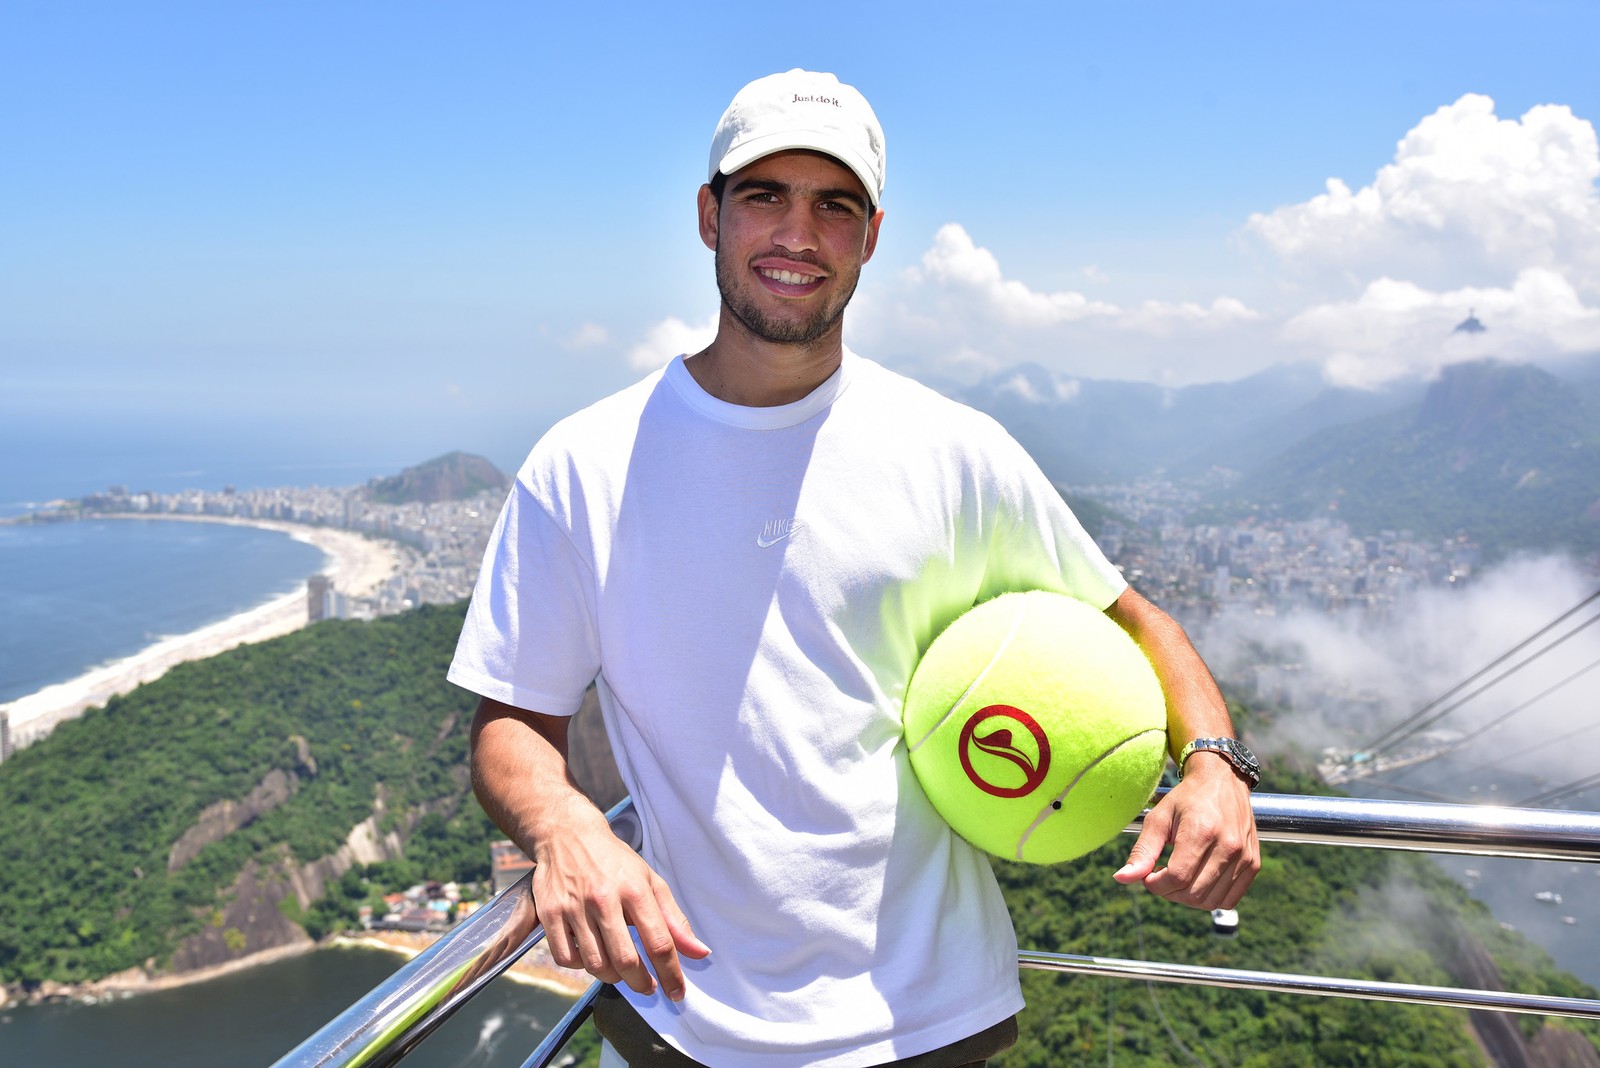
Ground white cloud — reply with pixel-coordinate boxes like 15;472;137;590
1199;553;1600;785
1248;94;1600;292
906;226;1263;336
627;313;716;372
1116;296;1263;336
1283;268;1600;388
995;370;1082;404
911;224;1120;328
569;322;610;349
845;224;1267;383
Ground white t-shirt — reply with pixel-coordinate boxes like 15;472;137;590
450;351;1126;1067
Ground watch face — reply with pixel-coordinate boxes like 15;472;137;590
1223;740;1261;785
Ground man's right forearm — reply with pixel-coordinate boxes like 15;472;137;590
467;694;710;1000
468;695;611;860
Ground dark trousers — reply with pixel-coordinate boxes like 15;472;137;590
591;985;1018;1067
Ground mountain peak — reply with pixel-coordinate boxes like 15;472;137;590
1417;360;1569;440
366;452;509;505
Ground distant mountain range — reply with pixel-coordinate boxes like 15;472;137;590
955;360;1427;484
952;357;1600;558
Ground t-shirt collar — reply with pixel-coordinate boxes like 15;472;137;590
664;349;854;430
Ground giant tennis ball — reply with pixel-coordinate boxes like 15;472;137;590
903;590;1168;864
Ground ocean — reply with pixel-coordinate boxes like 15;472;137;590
0;945;571;1067
0;441;401;704
0;414;411;523
0;518;328;705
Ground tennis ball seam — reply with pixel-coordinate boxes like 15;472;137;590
1015;726;1166;860
905;598;1028;754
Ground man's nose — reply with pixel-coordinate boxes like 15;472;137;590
772;203;820;253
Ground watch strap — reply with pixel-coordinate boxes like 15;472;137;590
1178;736;1260;790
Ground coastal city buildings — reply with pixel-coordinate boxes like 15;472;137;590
1077;478;1479;634
65;476;1478;636
73;482;501;621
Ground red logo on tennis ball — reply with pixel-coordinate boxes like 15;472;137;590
957;704;1052;798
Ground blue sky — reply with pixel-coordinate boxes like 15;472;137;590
5;1;1600;479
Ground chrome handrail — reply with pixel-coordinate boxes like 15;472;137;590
1139;788;1600;862
1018;951;1600;1020
271;793;1600;1068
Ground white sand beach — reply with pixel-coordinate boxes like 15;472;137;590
329;930;590;998
2;515;400;746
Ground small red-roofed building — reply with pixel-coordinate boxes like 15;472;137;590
491;839;534;897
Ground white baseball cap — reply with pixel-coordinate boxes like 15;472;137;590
708;69;886;208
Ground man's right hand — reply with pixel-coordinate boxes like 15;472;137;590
469;697;710;1002
532;798;710;1001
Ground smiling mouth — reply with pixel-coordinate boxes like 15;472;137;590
758;267;822;286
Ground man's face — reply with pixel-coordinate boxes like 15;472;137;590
699;150;882;346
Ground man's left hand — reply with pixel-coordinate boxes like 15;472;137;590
1112;756;1259;910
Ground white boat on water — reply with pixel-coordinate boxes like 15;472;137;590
1534;890;1563;905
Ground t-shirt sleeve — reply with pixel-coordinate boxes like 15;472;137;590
977;426;1127;611
447;478;601;716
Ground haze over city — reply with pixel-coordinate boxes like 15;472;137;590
5;1;1600;481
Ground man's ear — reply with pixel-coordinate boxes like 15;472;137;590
861;208;884;264
697;184;719;252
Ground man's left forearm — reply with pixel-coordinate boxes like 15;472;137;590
1104;585;1235;756
1104;584;1260;909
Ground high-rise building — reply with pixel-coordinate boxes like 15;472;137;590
308;574;333;622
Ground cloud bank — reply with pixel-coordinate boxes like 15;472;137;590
1248;95;1600;290
846;224;1270;385
1198;554;1600;791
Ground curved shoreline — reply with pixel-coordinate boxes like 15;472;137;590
1;931;587;1010
1;514;401;747
328;930;591;998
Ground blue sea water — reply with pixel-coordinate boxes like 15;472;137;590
0;413;412;522
0;944;572;1067
0;436;402;706
0;519;329;704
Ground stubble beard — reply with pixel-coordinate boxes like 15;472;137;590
714;240;861;346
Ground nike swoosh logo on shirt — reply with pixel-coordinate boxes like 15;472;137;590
757;519;801;548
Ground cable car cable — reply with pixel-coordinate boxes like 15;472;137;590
1359;587;1600;753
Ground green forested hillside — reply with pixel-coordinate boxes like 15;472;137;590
1213;360;1600;557
0;603;484;985
3;605;1597;1064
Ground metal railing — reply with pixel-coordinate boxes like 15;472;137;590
272;793;1600;1068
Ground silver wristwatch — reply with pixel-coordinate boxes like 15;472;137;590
1177;737;1261;790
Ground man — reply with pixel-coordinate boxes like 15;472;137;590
451;69;1259;1068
